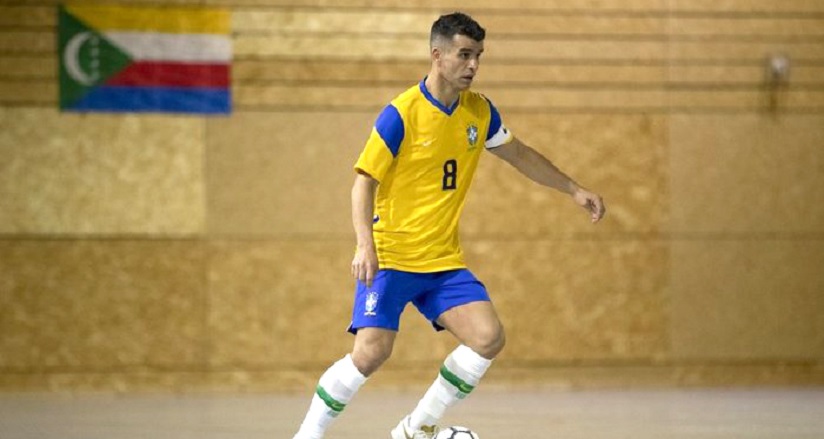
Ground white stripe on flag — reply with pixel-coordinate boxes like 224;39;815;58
104;32;232;62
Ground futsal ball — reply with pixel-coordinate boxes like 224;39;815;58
434;426;480;439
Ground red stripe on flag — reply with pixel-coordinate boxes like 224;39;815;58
106;62;229;88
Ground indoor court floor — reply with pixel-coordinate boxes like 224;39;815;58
1;388;822;439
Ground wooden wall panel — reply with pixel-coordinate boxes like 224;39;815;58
0;31;52;54
668;65;824;85
9;2;824;31
671;0;824;13
0;56;53;79
670;18;824;37
233;59;431;83
233;10;434;35
0;81;54;104
233;84;400;109
9;0;199;7
0;6;52;27
0;108;206;235
0;240;208;371
211;0;670;11
669;90;824;110
205;111;369;236
471;64;668;85
234;35;427;59
669;41;824;62
670;114;824;234
207;241;356;368
11;0;668;10
669;240;824;360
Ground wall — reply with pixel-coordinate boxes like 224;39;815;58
0;0;822;392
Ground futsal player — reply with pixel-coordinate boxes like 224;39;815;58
292;12;606;439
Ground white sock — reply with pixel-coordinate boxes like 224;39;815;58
408;345;492;429
293;354;367;439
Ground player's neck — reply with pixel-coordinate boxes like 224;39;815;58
424;74;460;109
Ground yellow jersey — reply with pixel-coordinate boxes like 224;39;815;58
354;79;513;272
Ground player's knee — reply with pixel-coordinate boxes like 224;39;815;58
468;323;506;359
351;339;393;377
485;324;506;358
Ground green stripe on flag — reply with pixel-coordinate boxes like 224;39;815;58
440;365;475;394
316;385;346;412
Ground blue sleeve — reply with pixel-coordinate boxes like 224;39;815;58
374;104;404;157
485;97;502;141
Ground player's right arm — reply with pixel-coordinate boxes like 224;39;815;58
351;103;404;286
351;171;379;287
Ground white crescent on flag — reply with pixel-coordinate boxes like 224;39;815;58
63;31;98;86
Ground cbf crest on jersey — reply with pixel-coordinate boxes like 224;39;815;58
466;124;479;149
364;291;379;316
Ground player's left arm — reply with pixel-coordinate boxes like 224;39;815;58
488;137;606;223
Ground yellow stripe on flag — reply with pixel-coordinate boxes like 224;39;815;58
65;4;230;35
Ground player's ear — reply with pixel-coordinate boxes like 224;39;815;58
430;35;447;63
430;45;441;63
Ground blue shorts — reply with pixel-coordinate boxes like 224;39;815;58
348;268;490;334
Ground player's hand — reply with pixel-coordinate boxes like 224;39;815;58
572;188;606;223
351;244;379;287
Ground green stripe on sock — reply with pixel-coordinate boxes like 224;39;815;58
316;385;346;412
440;365;475;394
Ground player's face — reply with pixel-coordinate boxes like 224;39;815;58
435;34;484;91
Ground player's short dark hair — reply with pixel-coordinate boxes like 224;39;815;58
430;12;486;46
